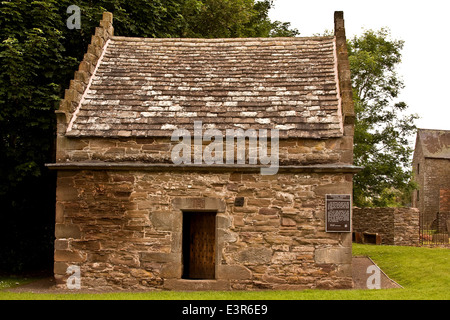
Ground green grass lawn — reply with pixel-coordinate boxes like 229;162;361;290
0;277;36;291
0;244;448;300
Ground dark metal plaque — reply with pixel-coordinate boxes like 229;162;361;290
325;194;352;232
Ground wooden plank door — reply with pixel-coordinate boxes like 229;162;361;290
184;212;216;279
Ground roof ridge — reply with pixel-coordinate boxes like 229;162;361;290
418;128;450;132
110;36;335;42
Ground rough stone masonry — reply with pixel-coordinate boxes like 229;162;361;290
47;11;361;290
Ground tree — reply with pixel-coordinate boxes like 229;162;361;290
348;28;419;207
0;0;77;273
180;0;298;38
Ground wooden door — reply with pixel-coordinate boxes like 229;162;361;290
183;212;216;279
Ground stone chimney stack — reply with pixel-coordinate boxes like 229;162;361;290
333;11;355;164
334;11;355;126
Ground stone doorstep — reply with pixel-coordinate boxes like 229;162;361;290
163;279;231;291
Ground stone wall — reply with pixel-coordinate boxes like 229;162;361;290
55;136;353;166
436;190;450;233
393;207;420;246
411;138;424;210
54;169;354;290
440;189;450;212
421;159;450;226
352;207;419;246
412;138;450;227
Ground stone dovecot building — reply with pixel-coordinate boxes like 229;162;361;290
47;11;360;290
412;129;450;231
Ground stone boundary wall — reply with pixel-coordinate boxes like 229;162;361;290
352;207;419;246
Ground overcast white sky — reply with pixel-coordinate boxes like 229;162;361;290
269;0;450;134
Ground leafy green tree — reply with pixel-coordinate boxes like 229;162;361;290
180;0;298;38
348;28;418;207
0;0;71;273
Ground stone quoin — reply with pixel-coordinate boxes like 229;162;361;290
47;11;361;290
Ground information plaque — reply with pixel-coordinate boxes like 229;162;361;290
325;194;352;232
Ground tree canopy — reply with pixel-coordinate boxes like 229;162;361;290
348;28;418;207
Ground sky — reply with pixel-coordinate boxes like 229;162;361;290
269;0;450;137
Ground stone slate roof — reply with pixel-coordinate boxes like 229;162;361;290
417;129;450;159
66;36;343;138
